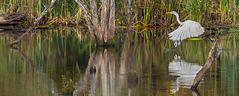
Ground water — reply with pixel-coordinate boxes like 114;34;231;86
0;28;238;96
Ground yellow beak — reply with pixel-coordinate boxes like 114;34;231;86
166;12;173;15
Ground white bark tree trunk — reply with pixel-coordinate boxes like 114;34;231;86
75;0;115;43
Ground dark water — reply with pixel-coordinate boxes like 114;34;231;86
0;28;238;96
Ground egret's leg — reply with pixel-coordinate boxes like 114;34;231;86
177;41;181;46
173;41;182;47
174;41;178;47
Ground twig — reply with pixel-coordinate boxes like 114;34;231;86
8;0;57;46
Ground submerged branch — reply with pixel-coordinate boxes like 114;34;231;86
8;0;57;46
10;46;35;71
191;88;200;96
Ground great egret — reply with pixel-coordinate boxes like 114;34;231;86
166;11;205;42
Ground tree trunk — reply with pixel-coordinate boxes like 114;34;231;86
127;0;133;26
107;0;115;42
75;0;115;43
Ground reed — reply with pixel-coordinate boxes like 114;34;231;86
0;0;239;27
0;0;80;25
130;0;239;28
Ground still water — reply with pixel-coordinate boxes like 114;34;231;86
0;28;238;96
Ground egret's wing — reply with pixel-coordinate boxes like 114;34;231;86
188;21;205;37
168;21;205;41
168;25;190;41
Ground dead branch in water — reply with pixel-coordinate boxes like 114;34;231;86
8;0;57;46
191;41;220;90
191;88;200;96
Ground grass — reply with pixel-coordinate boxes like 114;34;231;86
0;0;239;27
0;0;81;25
131;0;239;28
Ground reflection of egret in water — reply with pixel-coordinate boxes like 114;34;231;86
168;55;202;94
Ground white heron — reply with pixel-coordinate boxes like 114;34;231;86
166;11;205;42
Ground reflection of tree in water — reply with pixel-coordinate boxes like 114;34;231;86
73;38;140;96
73;49;118;96
6;29;91;96
168;55;202;94
9;46;60;96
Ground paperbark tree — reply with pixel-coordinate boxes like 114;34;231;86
75;0;115;43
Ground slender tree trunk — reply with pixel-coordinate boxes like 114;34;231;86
90;0;100;39
101;0;110;41
108;0;115;42
127;0;133;27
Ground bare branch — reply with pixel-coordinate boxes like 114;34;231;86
34;0;57;25
8;0;57;46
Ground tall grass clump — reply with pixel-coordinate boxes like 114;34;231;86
128;0;239;28
1;0;239;27
0;0;81;25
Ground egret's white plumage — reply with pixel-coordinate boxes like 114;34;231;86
167;11;205;41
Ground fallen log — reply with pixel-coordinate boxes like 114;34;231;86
0;13;26;25
0;13;26;31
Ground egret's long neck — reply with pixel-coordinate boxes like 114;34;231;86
173;13;183;25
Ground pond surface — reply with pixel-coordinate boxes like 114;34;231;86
0;28;238;96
